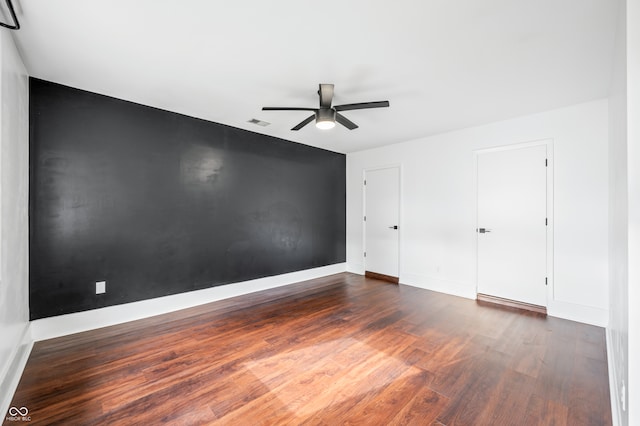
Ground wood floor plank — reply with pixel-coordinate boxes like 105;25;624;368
4;273;611;425
524;394;569;426
433;349;510;424
473;368;538;425
566;355;612;426
388;382;449;425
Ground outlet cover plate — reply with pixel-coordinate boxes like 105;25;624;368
96;281;106;294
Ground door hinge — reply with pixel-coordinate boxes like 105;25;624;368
364;216;366;222
545;218;548;226
545;277;548;286
364;179;366;185
364;252;367;258
545;158;548;167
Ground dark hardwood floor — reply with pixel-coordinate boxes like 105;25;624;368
5;273;611;425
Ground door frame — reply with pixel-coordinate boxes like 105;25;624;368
362;164;403;280
473;139;554;305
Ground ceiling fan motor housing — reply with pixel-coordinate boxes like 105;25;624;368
316;108;336;123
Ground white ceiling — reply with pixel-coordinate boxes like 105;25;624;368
9;0;619;153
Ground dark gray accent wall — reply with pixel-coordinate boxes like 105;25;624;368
29;78;345;320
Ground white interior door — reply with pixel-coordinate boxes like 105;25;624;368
365;167;400;278
477;144;547;306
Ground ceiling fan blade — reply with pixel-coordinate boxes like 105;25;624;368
291;114;316;131
318;84;334;108
335;113;358;130
334;101;390;112
262;107;317;111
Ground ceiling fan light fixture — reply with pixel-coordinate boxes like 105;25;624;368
262;84;389;131
315;109;336;130
316;120;335;130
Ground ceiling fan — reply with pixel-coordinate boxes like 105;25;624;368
262;84;390;131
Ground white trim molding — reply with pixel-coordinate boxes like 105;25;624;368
546;300;608;327
30;263;347;342
606;328;622;426
362;164;403;279
400;272;476;300
473;138;555;309
0;325;33;419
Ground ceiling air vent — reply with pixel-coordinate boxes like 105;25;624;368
248;118;270;127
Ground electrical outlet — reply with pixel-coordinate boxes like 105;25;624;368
96;281;106;294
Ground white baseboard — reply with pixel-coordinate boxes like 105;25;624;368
399;273;476;300
606;328;622;426
398;273;609;327
547;300;608;327
31;263;347;342
0;324;33;419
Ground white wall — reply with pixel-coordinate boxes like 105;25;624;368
347;99;609;326
0;30;30;415
608;1;629;423
626;0;640;423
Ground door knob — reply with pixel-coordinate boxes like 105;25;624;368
389;225;398;230
477;228;492;233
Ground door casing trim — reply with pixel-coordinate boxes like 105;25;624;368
362;164;403;282
473;139;554;307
